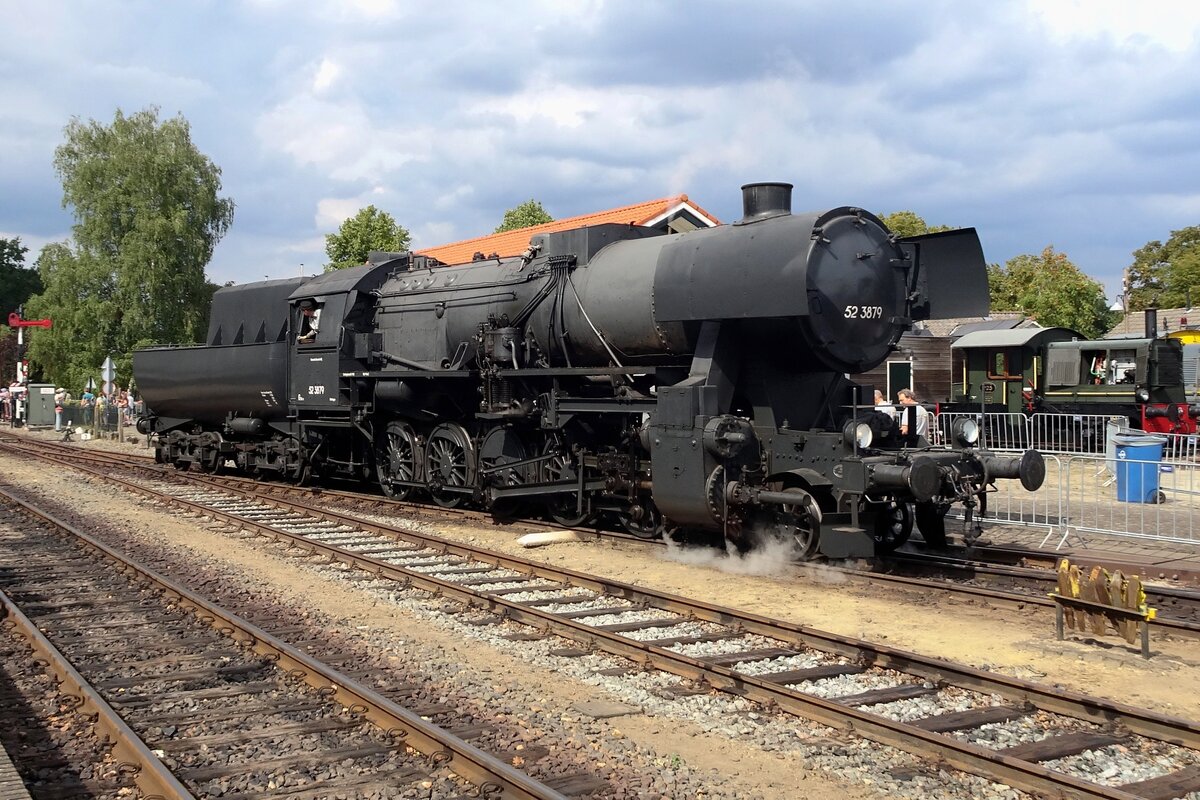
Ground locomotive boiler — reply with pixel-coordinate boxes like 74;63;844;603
135;182;1045;557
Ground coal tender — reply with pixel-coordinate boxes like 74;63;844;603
135;182;1044;557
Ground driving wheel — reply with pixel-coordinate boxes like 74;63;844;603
377;420;419;500
424;423;475;508
739;487;822;561
539;433;592;526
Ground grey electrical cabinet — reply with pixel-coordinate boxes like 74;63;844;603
26;384;56;428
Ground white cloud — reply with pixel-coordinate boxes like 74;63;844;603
432;185;475;211
311;58;342;93
1029;0;1200;51
338;0;400;19
255;92;436;182
315;197;365;229
412;221;459;249
0;230;68;259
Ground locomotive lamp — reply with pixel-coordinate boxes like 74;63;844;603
844;420;874;449
951;417;981;447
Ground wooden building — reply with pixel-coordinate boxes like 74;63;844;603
851;332;953;405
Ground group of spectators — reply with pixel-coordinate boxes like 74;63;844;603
1;382;26;422
0;381;140;430
56;386;141;431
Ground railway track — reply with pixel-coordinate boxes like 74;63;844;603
0;488;569;800
5;434;1198;638
4;435;1200;798
865;552;1200;637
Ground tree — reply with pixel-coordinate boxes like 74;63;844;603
878;210;953;238
989;246;1116;338
23;107;233;391
1125;225;1200;311
495;199;553;233
0;237;43;382
1;237;41;317
324;206;410;271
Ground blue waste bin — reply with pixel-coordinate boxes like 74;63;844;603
1113;434;1167;503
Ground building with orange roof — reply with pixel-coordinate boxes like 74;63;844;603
417;194;720;266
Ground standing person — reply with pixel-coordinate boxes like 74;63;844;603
873;389;895;418
897;388;929;444
54;387;66;432
10;382;25;427
117;389;129;417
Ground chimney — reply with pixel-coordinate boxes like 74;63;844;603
739;182;793;222
1145;308;1158;339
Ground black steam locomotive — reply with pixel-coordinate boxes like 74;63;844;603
134;183;1044;557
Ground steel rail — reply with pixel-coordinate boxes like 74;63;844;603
0;587;197;800
0;485;568;800
834;564;1200;637
163;477;1200;799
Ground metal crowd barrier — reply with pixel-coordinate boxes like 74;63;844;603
1157;431;1200;463
936;410;1200;549
59;402;133;434
936;411;1029;451
935;411;1117;455
946;454;1065;535
1060;454;1198;546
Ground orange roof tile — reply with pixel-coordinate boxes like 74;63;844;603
417;194;719;266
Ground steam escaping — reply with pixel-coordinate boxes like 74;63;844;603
662;534;846;582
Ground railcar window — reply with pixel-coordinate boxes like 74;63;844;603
1083;349;1106;384
297;300;322;344
987;350;1014;379
1109;349;1137;384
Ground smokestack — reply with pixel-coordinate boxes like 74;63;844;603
740;182;793;222
1145;308;1158;339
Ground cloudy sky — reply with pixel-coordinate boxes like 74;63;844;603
2;0;1199;300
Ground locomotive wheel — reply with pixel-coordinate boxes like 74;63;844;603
202;451;224;475
479;425;529;518
914;501;948;549
870;501;913;553
539;434;593;526
616;501;661;539
739;487;821;561
479;426;527;486
775;488;822;561
424;423;475;508
377;421;419;500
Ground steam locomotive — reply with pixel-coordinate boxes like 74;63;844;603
134;182;1044;558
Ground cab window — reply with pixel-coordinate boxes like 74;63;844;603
987;349;1016;379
